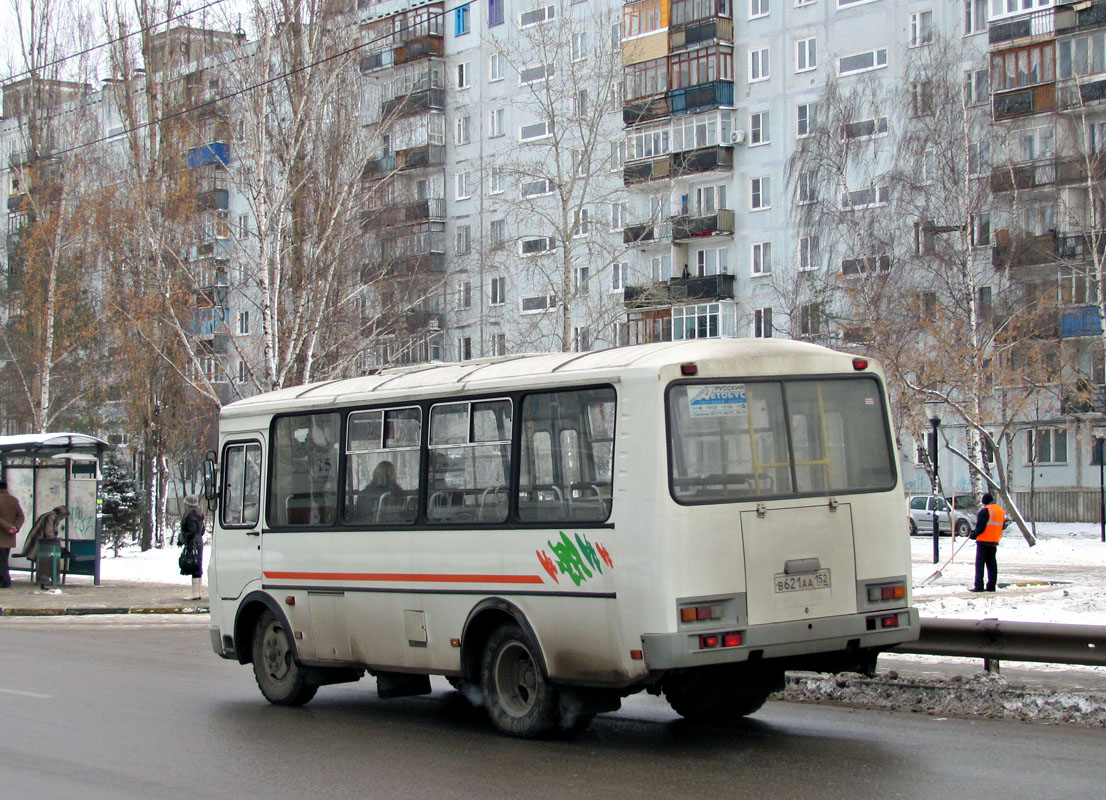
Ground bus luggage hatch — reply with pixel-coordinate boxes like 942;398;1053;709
740;503;858;626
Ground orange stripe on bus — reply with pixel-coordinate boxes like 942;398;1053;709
263;571;545;584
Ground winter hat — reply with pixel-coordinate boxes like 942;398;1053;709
184;495;200;507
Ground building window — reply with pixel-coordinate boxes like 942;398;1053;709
750;110;770;145
1026;427;1068;465
490;276;506;305
489;0;504;27
520;63;555;85
455;225;471;255
610;140;626;171
839;47;888;76
238;310;249;335
573;208;591;237
611;262;628;292
572;31;589;61
910;11;933;47
573;326;591;352
460;281;472;309
492;332;506;356
752;241;772;275
521;293;558;312
750;47;770;82
238;214;250;237
521;177;554;197
840;185;889;210
751;176;771;210
797;170;817;204
971;213;991;247
912;81;934;116
841;254;891;275
520;4;555;27
520;236;555;256
799;234;820;270
965;0;986;34
964;68;989;105
610;201;627;230
454;4;470;36
572;89;588;117
457;62;470;89
490;53;505;82
455;172;471;200
520;120;552;141
750;0;769;18
799;303;822;336
490;218;507;247
652;254;672;282
455;115;471;145
754;307;773;338
458;336;472;360
968;140;989;176
990;43;1054;91
843;116;888;140
1058;33;1106;78
576;265;590;295
490;168;505;195
490;107;505;138
673;303;723;340
796;37;817;72
695;246;729;276
237;360;248;382
797;102;817;137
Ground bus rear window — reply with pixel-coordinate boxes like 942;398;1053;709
667;377;895;503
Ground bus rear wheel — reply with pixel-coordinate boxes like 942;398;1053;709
663;666;782;722
252;609;317;706
481;623;562;738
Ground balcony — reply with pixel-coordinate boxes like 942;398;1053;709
1060;305;1104;338
623;273;735;307
669;208;734;241
196;188;229;210
381;87;444;120
623;221;672;245
397;143;445;170
6;193;29;212
1061;381;1106;414
669;81;733;115
993;83;1056;119
670;17;734;51
187;141;230;169
623;95;670;126
623;144;733;186
363;154;397;179
989;8;1056;46
393;31;444;66
992;230;1059;268
1056;230;1106;260
990;157;1061;192
370;197;446;227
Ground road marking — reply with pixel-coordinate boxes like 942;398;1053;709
0;687;52;699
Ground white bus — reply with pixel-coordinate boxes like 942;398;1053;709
206;339;917;737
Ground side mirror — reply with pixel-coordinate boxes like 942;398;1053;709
203;450;219;509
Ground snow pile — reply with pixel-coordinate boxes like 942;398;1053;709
779;671;1106;727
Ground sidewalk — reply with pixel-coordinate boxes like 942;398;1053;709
0;573;208;615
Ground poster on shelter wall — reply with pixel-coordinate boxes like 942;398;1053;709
35;467;66;519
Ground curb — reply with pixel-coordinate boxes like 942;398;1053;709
0;605;210;617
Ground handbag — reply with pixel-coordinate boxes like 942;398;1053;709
179;544;199;575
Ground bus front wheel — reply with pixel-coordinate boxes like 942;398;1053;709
481;623;561;738
663;666;782;722
252;609;318;706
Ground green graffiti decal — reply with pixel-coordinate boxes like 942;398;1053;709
536;531;613;587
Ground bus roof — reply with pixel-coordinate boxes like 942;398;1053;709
221;339;868;419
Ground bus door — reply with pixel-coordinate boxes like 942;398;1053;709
216;439;265;600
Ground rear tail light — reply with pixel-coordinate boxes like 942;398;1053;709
680;604;723;623
867;583;906;602
699;631;743;650
852;357;869;370
880;615;900;629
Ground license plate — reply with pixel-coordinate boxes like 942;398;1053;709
774;569;831;593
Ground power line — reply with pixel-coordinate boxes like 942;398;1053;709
2;0;231;87
41;2;475;163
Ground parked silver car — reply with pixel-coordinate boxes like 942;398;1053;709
907;495;973;537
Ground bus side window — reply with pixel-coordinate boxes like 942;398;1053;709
222;442;262;527
268;413;340;526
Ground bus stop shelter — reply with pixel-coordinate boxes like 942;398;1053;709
0;432;109;585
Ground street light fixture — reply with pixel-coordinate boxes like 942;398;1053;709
924;400;945;565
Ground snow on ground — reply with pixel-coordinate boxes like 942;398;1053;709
99;542;211;585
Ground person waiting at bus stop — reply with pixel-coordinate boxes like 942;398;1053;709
0;480;26;588
969;493;1005;593
21;505;69;588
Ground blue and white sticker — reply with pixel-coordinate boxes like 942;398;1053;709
688;384;748;418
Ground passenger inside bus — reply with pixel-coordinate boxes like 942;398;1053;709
353;460;403;523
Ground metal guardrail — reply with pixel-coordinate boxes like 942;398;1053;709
893;618;1106;667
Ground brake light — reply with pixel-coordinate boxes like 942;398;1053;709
700;634;720;649
880;615;900;629
699;631;743;650
722;632;742;647
681;363;698;376
852;358;868;370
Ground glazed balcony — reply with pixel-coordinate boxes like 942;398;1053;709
623;144;733;186
669;17;733;51
993;83;1056;119
1060;306;1104;339
669;208;734;242
989;8;1057;46
393;30;444;65
187;141;230;169
670;81;733;115
196;188;229;210
370;197;446;227
381;86;444;120
623;94;670;126
992;230;1060;268
623;221;672;245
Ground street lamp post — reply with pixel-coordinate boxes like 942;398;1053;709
924;400;945;566
1095;428;1106;544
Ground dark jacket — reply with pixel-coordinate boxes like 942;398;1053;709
179;507;205;578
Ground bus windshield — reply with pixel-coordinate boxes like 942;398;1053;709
667;376;895;503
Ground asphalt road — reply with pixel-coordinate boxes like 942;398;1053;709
1;615;1103;800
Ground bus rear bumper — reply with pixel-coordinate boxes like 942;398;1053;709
640;608;919;671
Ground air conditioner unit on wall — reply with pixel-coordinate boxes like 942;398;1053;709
731;129;746;144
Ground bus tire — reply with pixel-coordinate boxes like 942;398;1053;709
481;623;560;738
663;666;781;722
252;609;318;706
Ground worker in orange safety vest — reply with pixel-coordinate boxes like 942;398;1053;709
969;493;1005;593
